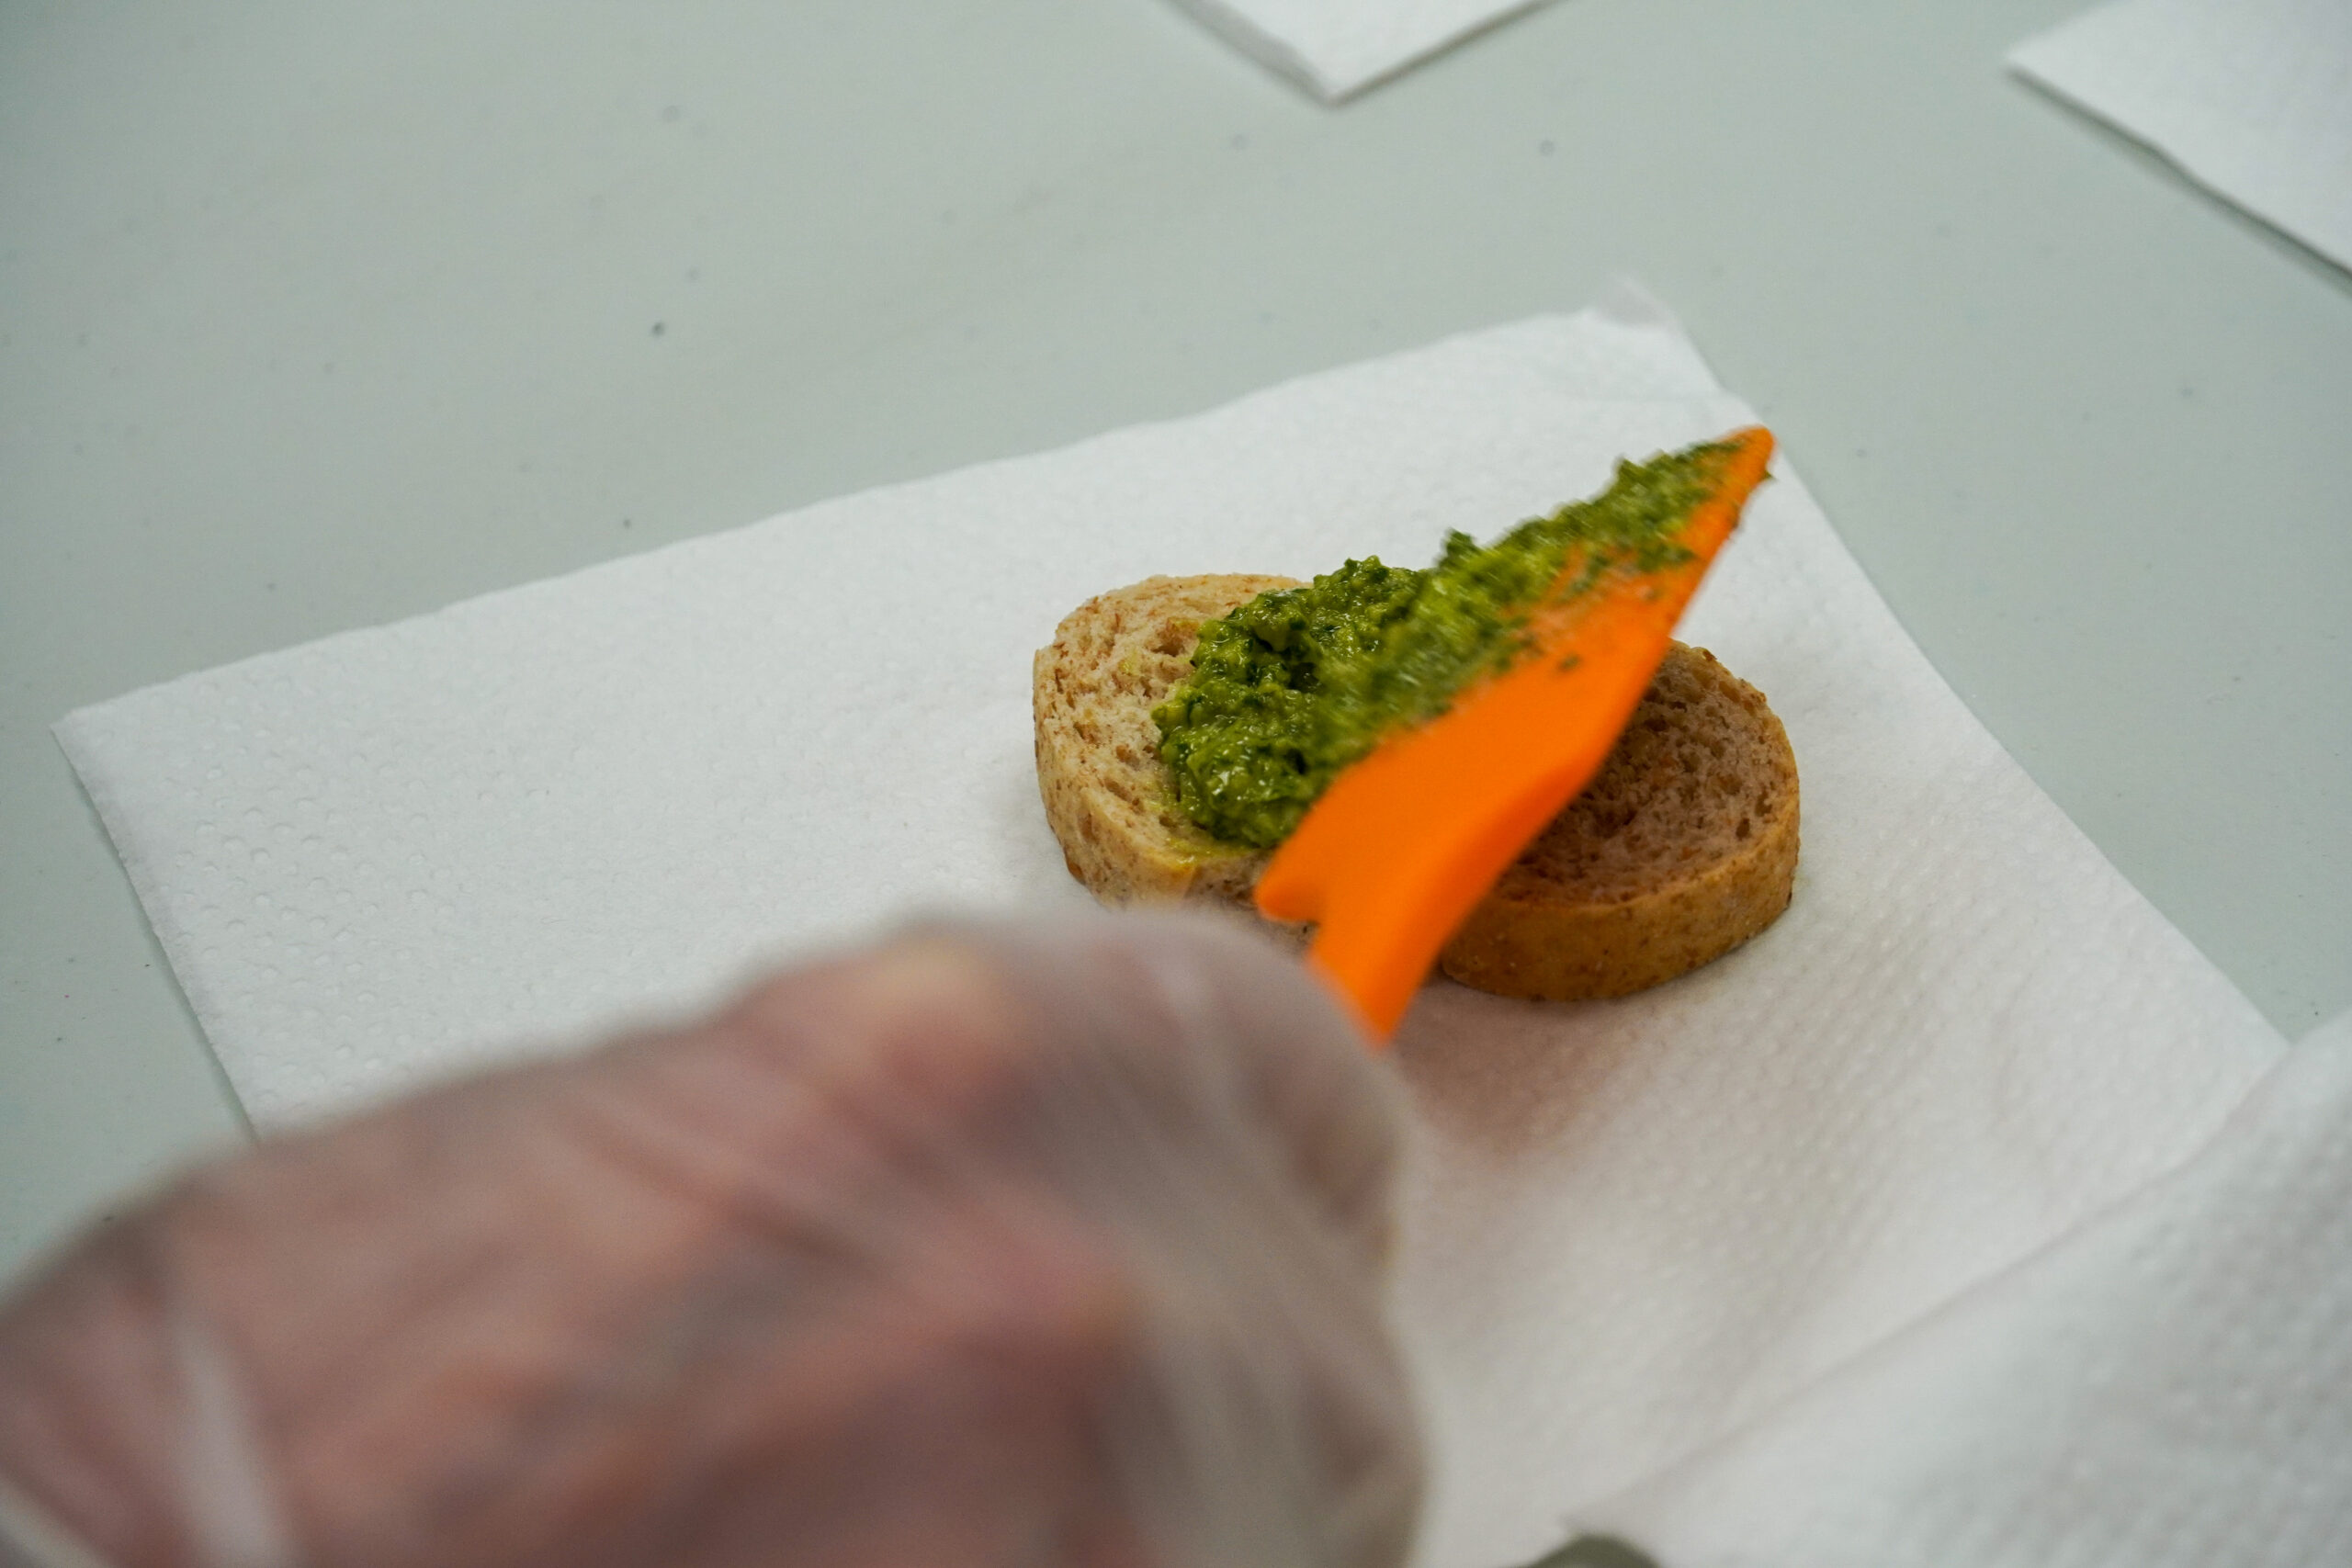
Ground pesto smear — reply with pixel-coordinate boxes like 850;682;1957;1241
1152;439;1733;849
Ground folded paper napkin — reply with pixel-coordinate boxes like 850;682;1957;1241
1168;0;1554;100
60;286;2296;1567
2011;0;2352;272
1579;1001;2352;1567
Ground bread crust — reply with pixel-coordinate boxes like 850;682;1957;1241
1033;575;1295;904
1034;575;1798;1000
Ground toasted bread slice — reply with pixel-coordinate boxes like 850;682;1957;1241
1033;574;1798;999
1033;574;1291;905
1434;640;1799;998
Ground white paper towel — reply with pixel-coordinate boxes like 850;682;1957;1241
1581;1002;2352;1568
59;287;2289;1566
1168;0;1555;100
2011;0;2352;272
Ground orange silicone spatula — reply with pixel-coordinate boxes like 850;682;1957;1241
1252;426;1775;1041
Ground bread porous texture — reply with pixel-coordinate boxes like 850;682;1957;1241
1033;575;1294;905
1034;574;1798;1001
1435;641;1799;999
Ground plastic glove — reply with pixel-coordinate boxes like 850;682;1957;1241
0;913;1420;1568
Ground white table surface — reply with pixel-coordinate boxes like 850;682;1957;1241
3;0;2347;1281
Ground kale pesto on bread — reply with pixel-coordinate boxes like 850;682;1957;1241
1031;444;1799;1003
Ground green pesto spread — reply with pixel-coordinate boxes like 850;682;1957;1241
1152;439;1733;849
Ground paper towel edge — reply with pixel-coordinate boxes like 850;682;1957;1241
1317;0;1561;103
51;713;261;1131
1726;456;2286;1066
51;305;1689;732
1165;0;1559;102
2005;16;2352;276
1161;0;1347;98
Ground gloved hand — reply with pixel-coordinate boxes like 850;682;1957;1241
0;913;1421;1568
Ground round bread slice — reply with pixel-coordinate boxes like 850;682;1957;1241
1434;640;1799;998
1033;574;1798;998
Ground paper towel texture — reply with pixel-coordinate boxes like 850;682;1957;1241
59;289;2285;1565
2011;0;2352;271
1583;1004;2352;1568
1168;0;1553;100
